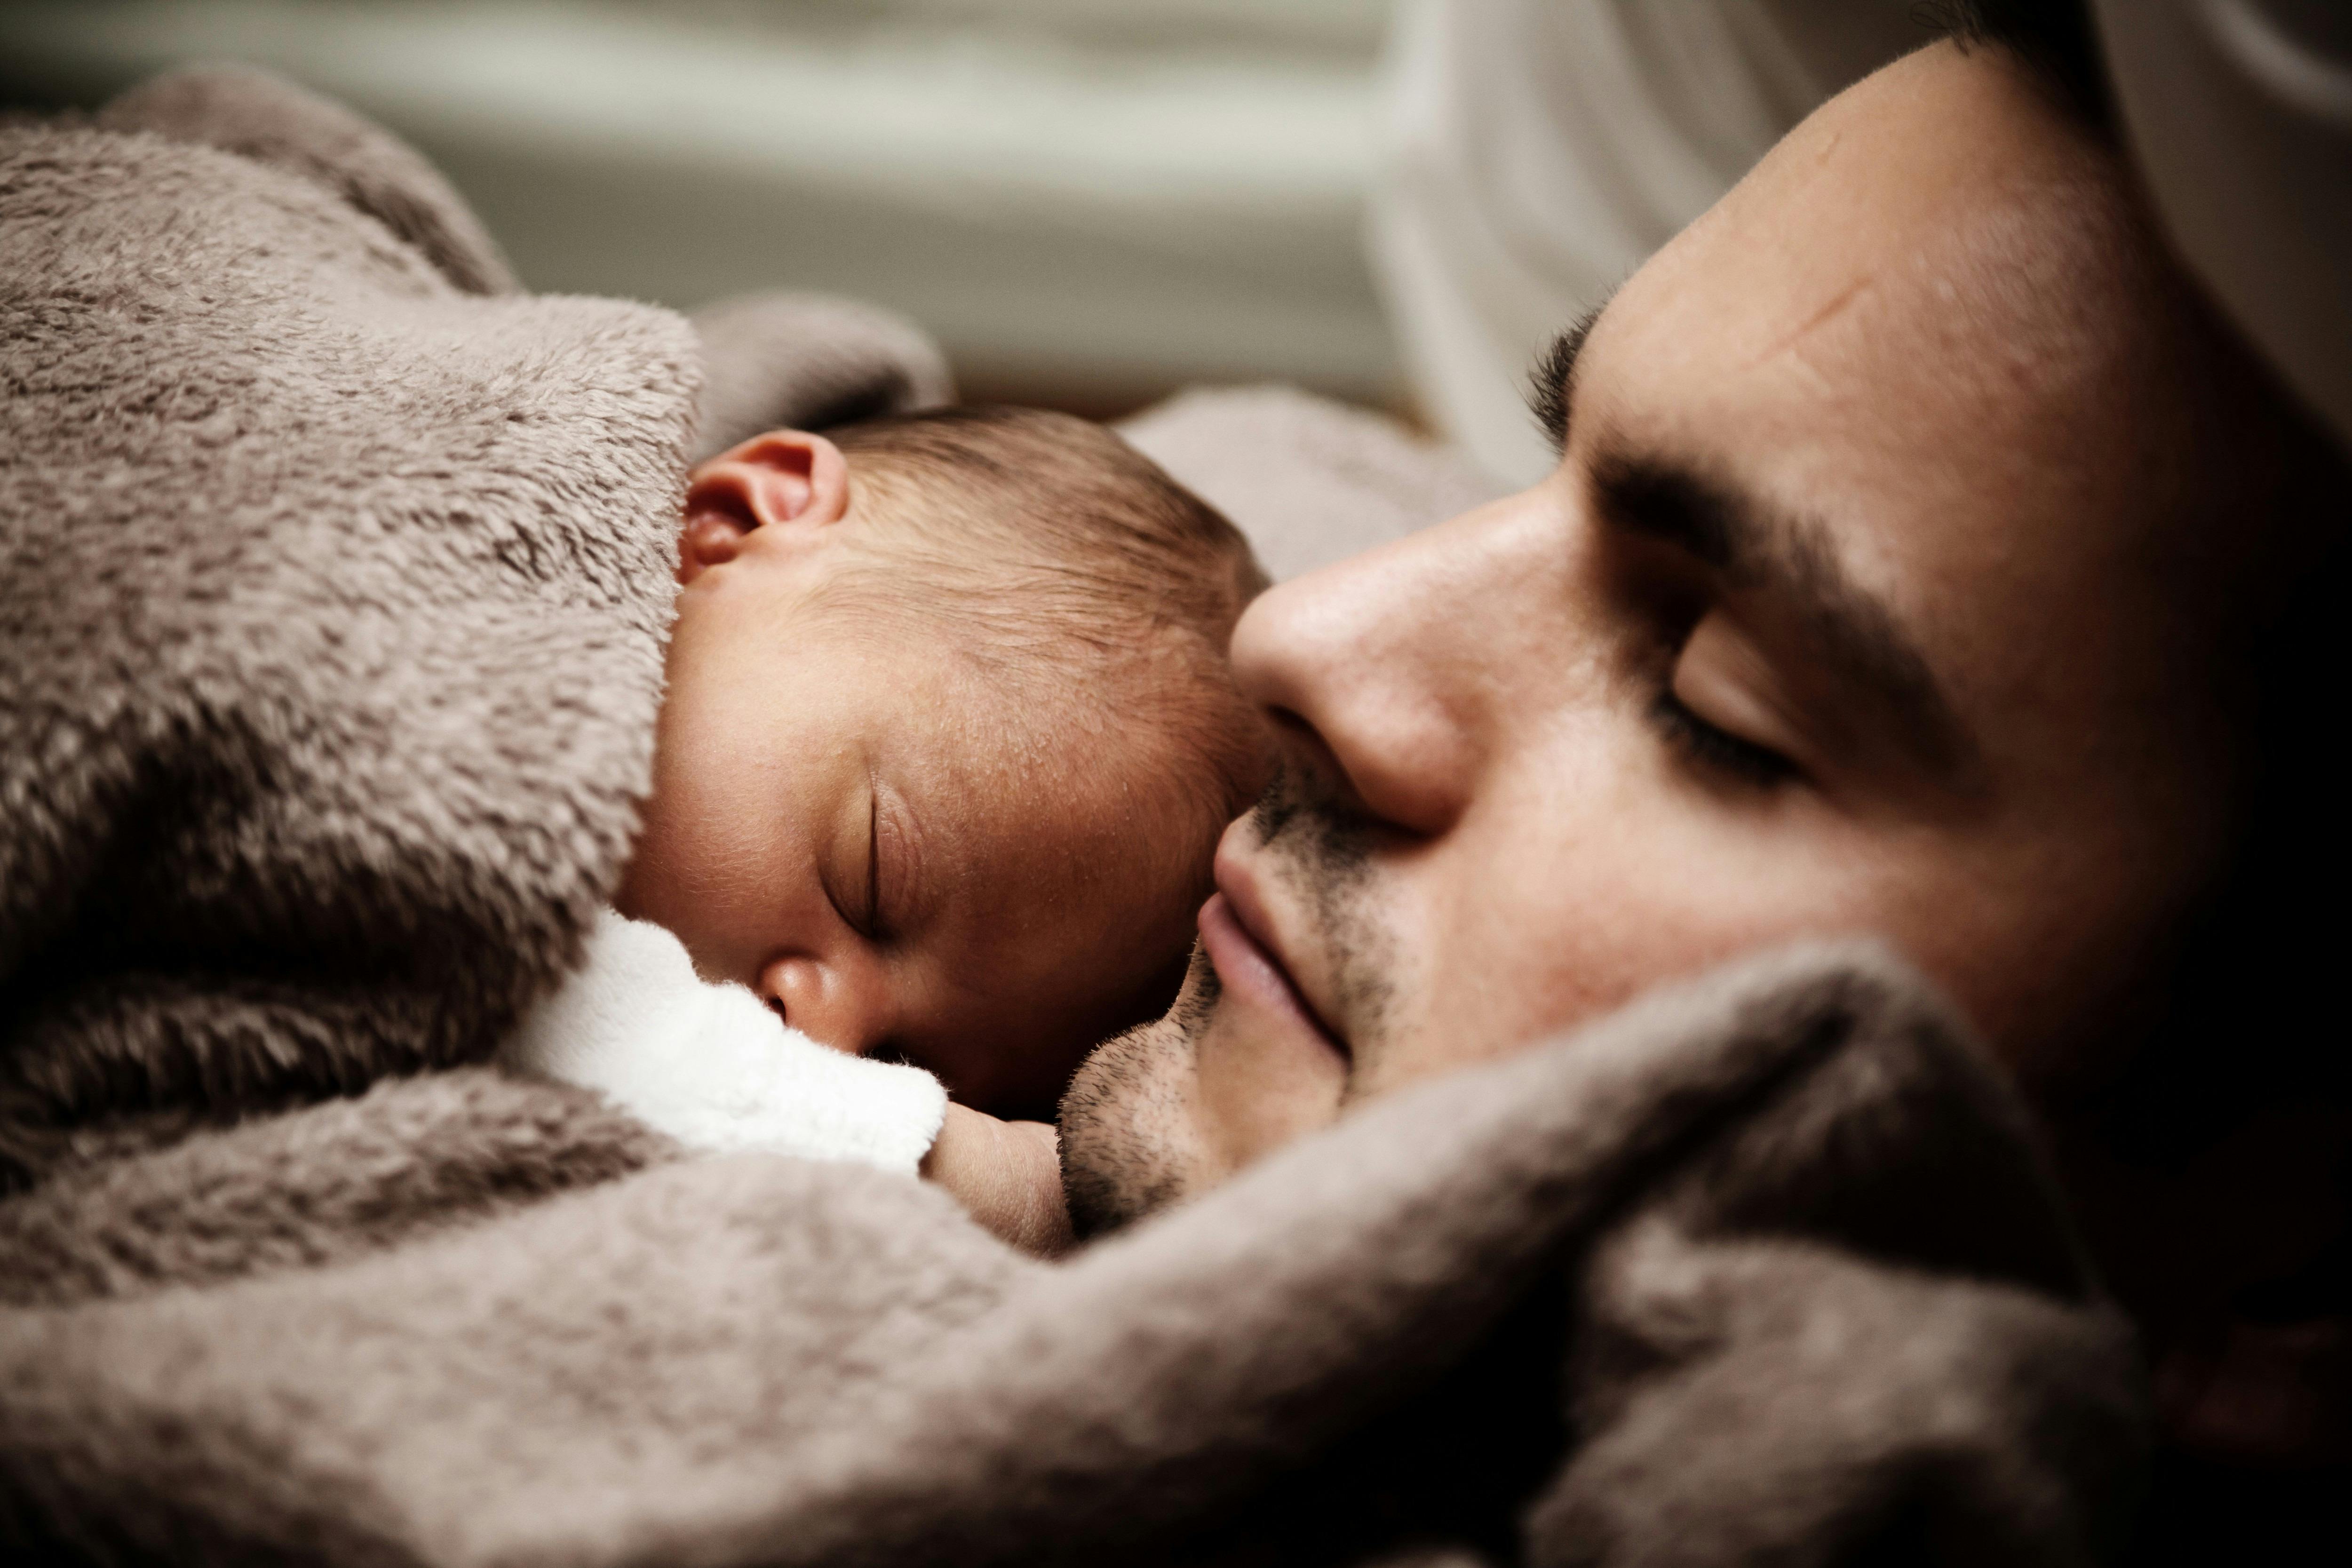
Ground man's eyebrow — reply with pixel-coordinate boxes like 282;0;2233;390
1526;300;1608;454
1590;448;1983;788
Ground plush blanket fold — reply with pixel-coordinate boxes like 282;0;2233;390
1;947;2145;1566
0;64;693;1186
0;66;2148;1567
0;65;946;1191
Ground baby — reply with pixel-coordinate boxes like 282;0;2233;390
502;407;1269;1250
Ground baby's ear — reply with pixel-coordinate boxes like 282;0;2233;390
676;429;850;584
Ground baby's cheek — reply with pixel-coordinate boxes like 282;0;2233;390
609;801;754;983
609;810;676;924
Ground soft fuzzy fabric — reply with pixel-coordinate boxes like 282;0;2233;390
0;945;2147;1566
0;1067;675;1309
688;288;956;462
0;65;948;1191
0;66;2149;1567
92;64;521;298
0;64;691;1187
1120;385;1503;581
500;908;948;1174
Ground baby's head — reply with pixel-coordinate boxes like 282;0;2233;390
621;407;1271;1118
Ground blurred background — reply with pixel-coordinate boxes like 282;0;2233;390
0;1;1938;485
1;1;1401;416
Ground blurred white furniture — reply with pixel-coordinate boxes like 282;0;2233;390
1369;0;1922;485
2091;0;2352;453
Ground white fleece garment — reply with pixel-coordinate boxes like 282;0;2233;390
498;908;948;1175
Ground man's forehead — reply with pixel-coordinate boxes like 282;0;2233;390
1580;56;2174;541
1596;42;2133;388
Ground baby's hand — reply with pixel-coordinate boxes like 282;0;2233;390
920;1103;1074;1257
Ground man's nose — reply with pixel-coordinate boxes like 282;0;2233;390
756;949;896;1056
1229;505;1518;838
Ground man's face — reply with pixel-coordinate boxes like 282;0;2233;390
1064;43;2269;1227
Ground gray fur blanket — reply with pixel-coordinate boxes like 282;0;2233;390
1;68;2147;1566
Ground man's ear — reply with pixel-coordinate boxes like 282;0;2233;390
676;429;851;584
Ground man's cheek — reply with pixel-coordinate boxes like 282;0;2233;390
1370;824;1650;1091
1339;878;1442;1098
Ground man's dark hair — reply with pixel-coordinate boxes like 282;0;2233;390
1921;0;2115;128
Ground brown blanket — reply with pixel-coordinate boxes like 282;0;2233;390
0;68;2148;1566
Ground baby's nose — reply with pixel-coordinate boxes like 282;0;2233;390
758;951;891;1057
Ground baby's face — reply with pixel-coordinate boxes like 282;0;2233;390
620;457;1206;1119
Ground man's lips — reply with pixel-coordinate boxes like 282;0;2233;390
1197;889;1349;1063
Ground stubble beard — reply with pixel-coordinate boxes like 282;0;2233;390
1057;764;1397;1237
1058;946;1223;1239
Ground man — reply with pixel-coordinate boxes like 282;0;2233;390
3;12;2340;1566
1066;0;2350;1526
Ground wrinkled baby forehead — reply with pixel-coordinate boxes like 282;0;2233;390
906;635;1256;865
841;494;1259;766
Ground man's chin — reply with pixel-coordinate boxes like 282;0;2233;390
1056;947;1220;1239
